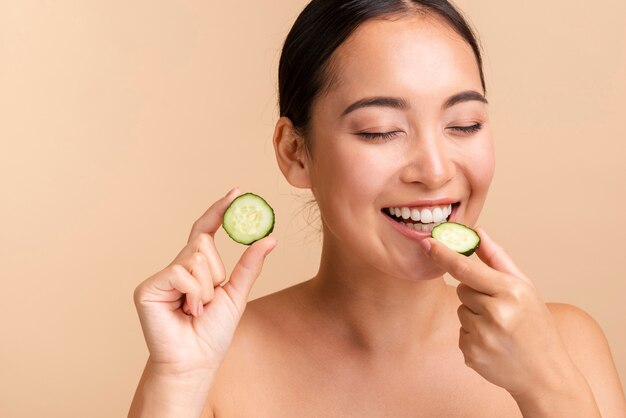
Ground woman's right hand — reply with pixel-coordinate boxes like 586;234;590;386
133;187;278;377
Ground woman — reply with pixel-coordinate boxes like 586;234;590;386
129;1;625;416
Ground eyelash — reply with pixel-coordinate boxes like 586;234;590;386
449;123;483;134
358;131;401;140
358;123;483;141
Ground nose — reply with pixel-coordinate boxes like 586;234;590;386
399;132;456;189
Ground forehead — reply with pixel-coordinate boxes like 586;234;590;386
323;13;482;103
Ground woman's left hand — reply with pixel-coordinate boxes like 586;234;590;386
420;227;585;401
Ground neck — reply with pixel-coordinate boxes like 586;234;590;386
305;235;454;358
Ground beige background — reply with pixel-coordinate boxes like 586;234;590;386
0;0;624;416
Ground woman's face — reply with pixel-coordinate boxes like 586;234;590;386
305;13;494;280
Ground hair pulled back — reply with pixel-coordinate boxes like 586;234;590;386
278;0;485;151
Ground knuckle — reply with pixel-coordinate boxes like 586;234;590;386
191;251;207;266
456;304;469;319
132;284;145;305
456;304;463;316
194;232;213;248
508;285;524;303
455;284;463;298
169;264;188;279
462;346;476;367
462;347;476;368
456;283;466;296
488;304;515;331
462;343;484;369
456;284;470;302
458;327;469;349
506;281;530;303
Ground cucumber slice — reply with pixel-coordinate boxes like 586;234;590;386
222;193;275;245
431;222;480;256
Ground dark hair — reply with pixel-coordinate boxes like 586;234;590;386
278;0;485;153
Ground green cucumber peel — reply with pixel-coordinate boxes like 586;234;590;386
431;221;480;256
222;192;275;245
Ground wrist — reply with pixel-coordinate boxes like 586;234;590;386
511;364;600;418
128;358;217;418
149;357;219;381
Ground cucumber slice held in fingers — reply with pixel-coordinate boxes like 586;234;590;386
222;193;275;245
431;222;480;256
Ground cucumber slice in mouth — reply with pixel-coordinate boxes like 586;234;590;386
222;193;275;245
431;221;480;256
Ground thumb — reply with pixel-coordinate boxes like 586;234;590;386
222;236;278;312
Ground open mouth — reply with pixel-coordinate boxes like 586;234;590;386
382;202;460;233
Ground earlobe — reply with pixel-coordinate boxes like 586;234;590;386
273;117;311;189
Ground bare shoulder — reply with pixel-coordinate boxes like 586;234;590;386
202;282;310;417
546;303;615;360
546;303;626;416
218;279;308;365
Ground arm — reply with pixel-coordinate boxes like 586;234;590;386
545;303;626;418
128;359;216;418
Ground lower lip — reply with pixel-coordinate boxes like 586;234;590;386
381;206;459;241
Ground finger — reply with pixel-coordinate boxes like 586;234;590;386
456;283;491;314
172;233;226;287
422;238;503;295
458;327;472;366
136;265;204;317
188;187;241;243
457;304;479;333
195;233;226;286
474;227;531;285
222;236;278;314
177;251;215;306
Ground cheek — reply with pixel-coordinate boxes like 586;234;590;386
314;141;392;198
471;148;495;189
461;136;495;222
310;142;393;235
476;137;495;187
459;130;494;182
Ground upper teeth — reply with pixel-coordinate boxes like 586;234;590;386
388;204;452;223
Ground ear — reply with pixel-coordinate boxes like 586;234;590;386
272;116;311;189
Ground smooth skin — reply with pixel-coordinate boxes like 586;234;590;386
129;13;625;418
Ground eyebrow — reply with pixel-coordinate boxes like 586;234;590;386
340;90;488;117
443;90;488;109
341;96;409;117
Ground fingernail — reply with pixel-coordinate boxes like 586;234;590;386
197;302;204;316
419;238;432;254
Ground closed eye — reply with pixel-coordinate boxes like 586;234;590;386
358;131;402;141
448;123;483;134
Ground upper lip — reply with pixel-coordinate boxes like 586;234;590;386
384;198;459;208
